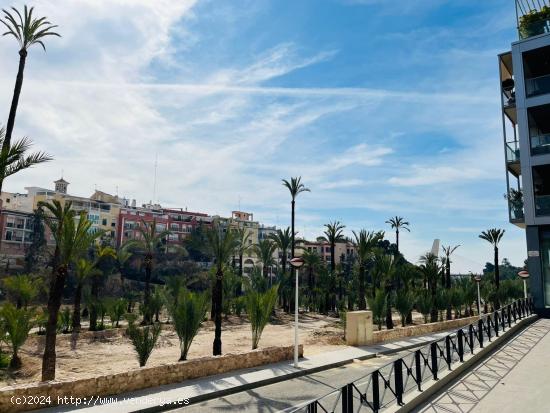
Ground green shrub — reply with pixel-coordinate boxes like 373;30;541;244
1;304;34;369
245;285;279;349
395;290;414;327
415;291;432;324
126;323;161;367
169;289;208;361
108;298;127;327
367;289;386;330
59;307;72;333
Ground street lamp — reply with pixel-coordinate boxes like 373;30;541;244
472;273;482;317
289;256;304;368
518;270;529;299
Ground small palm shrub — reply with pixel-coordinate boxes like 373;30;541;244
149;289;164;323
1;303;34;369
59;307;72;333
126;321;161;367
108;298;127;327
449;288;464;319
2;274;42;309
435;290;448;322
395;290;414;327
415;291;432;323
169;289;208;361
245;285;279;349
367;289;386;330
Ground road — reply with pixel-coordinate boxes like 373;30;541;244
175;352;406;412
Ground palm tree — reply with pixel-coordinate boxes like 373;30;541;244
116;245;132;283
419;253;441;323
72;258;100;332
205;226;238;356
234;227;252;295
282;177;310;258
1;303;34;369
125;220;170;324
321;221;346;274
0;126;51;192
269;227;292;276
39;200;101;380
479;229;505;309
2;274;41;309
89;245;116;331
375;253;396;329
353;230;384;310
385;216;410;254
252;239;277;278
302;249;322;308
0;6;59;191
441;245;460;320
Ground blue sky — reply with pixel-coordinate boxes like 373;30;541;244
0;0;525;272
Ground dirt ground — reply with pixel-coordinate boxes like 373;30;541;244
0;310;426;387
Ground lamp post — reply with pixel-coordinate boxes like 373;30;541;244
473;273;482;317
518;270;529;299
289;257;304;368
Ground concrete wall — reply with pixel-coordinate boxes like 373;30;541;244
0;345;303;413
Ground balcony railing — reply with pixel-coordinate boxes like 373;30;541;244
510;204;525;221
526;74;550;97
531;133;550;155
519;16;550;39
505;143;520;163
535;194;550;216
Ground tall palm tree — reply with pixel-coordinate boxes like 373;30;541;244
479;228;505;309
282;177;310;258
419;253;441;323
269;227;292;276
385;216;410;254
353;230;384;310
441;244;460;320
1;6;59;192
125;220;170;324
375;253;396;329
205;226;238;356
302;249;322;307
321;221;346;274
234;227;252;295
39;200;101;380
252;239;277;278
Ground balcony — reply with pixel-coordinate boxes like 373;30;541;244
506;188;525;224
533;164;550;216
506;142;521;175
518;4;550;40
526;74;550;97
531;133;550;155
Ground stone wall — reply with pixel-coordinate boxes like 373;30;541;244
0;345;303;413
371;316;479;344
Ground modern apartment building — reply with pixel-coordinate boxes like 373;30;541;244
499;2;550;314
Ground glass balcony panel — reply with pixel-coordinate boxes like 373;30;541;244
531;133;550;155
526;74;550;97
519;17;550;39
506;143;520;162
536;195;550;216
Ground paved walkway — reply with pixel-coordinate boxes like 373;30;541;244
41;329;454;412
414;318;550;413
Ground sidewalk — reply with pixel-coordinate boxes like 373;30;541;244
41;329;453;413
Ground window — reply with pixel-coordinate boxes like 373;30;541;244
5;231;12;241
102;219;107;226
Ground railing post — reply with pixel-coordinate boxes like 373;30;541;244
487;315;492;341
415;350;422;391
478;319;484;348
468;324;475;353
457;329;464;362
513;302;517;322
501;308;506;331
372;370;380;413
494;312;499;337
307;401;318;413
430;342;438;380
445;336;452;369
341;383;353;413
507;305;512;328
394;358;404;406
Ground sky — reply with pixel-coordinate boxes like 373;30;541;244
0;0;526;273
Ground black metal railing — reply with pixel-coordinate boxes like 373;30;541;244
290;297;535;413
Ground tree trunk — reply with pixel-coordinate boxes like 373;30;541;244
494;246;500;309
89;276;100;331
385;286;394;330
41;265;67;381
0;50;27;193
291;200;295;257
143;255;152;324
236;254;243;296
72;284;83;332
395;229;399;253
358;265;366;310
430;283;438;323
212;268;223;356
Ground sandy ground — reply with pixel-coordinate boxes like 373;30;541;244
0;310;427;387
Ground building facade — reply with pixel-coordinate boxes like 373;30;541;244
499;4;550;313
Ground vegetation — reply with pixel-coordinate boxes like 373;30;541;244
385;216;410;254
282;177;310;258
169;289;208;360
245;285;278;349
0;303;34;369
479;229;505;309
126;321;161;367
